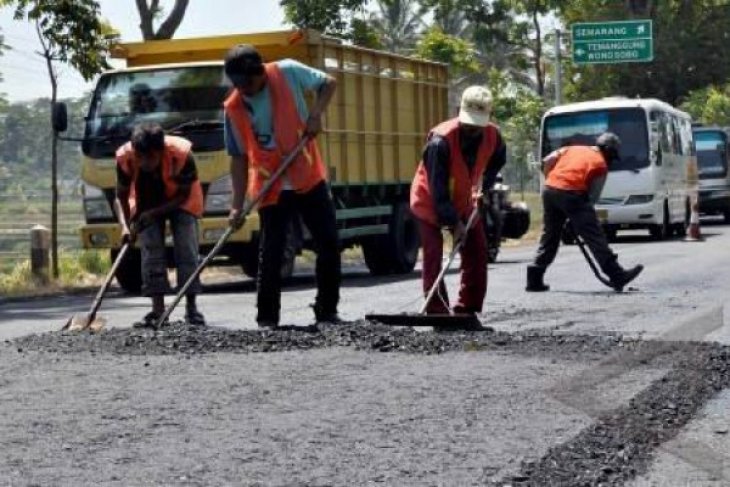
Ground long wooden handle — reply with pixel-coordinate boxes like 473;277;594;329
156;137;310;327
87;242;130;323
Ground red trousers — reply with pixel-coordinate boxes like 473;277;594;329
418;217;488;314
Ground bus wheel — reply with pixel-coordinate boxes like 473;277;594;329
649;203;671;240
675;200;691;237
112;247;142;294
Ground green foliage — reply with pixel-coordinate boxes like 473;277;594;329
0;95;89;189
681;85;730;126
77;249;110;275
368;0;425;53
558;0;730;105
2;0;115;81
415;27;479;76
349;18;383;49
280;0;368;37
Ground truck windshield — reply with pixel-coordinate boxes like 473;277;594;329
83;65;229;158
542;108;649;172
694;130;728;179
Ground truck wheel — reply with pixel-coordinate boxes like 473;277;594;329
389;202;420;273
239;223;298;281
363;202;420;276
112;247;142;294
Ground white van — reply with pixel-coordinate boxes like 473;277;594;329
540;97;698;240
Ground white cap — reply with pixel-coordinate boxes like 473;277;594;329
458;86;492;127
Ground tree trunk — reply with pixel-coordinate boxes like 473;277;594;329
532;9;544;97
38;21;59;279
135;0;189;40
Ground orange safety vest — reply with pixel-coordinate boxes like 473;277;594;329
410;117;498;226
545;146;608;192
116;135;204;218
223;62;327;208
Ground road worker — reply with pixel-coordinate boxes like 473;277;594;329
410;85;507;317
114;122;206;327
526;132;643;292
223;44;341;328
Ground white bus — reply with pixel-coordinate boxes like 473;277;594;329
540;97;697;240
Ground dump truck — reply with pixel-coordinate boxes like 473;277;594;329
62;29;449;293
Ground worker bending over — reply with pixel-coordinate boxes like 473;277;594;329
410;86;507;317
526;132;643;292
114;122;206;327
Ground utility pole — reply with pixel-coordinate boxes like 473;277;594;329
555;28;562;106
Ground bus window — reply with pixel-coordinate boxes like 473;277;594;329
543;108;649;172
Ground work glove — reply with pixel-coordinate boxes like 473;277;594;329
121;221;139;245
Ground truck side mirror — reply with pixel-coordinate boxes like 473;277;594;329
52;102;68;133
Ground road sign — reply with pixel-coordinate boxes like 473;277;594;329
572;20;653;65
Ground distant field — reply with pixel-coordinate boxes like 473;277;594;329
0;192;84;272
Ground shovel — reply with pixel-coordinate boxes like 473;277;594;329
366;205;485;330
62;241;131;332
154;136;310;328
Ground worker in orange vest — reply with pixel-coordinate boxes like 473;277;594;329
224;44;341;328
526;132;643;292
410;86;506;318
114;122;206;327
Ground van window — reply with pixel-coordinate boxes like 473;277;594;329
543;108;649;172
694;130;728;178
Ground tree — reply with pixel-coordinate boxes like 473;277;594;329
135;0;189;40
558;0;730;105
681;85;730;126
369;0;425;53
280;0;367;38
2;0;114;279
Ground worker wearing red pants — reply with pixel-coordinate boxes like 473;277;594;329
410;86;506;315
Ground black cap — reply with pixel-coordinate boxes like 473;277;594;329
224;44;264;80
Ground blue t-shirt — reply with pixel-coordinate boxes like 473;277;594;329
224;59;328;156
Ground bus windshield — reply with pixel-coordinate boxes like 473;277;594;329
83;65;230;158
542;108;649;172
694;130;728;179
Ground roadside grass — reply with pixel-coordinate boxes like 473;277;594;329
0;249;110;297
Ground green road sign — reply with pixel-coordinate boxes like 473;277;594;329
572;20;653;65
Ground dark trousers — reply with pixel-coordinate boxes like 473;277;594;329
256;182;341;323
533;188;622;278
418;216;487;314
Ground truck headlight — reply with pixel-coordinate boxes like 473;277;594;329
205;175;232;214
82;183;113;219
624;194;654;205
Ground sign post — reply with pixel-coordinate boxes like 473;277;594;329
572;20;653;65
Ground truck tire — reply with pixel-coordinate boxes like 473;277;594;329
112;247;142;294
363;202;420;275
239;222;298;281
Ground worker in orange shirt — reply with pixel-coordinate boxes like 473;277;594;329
526;132;643;292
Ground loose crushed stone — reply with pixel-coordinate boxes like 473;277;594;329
10;321;641;359
7;322;730;486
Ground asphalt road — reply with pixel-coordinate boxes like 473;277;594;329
2;220;730;486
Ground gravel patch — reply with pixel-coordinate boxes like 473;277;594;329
5;323;730;486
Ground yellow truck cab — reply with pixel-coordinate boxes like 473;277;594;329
74;29;448;293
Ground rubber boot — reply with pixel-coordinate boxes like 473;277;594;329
608;264;644;292
525;265;550;292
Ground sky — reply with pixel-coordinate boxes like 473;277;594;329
0;0;287;102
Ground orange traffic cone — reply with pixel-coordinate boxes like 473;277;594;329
684;201;703;242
